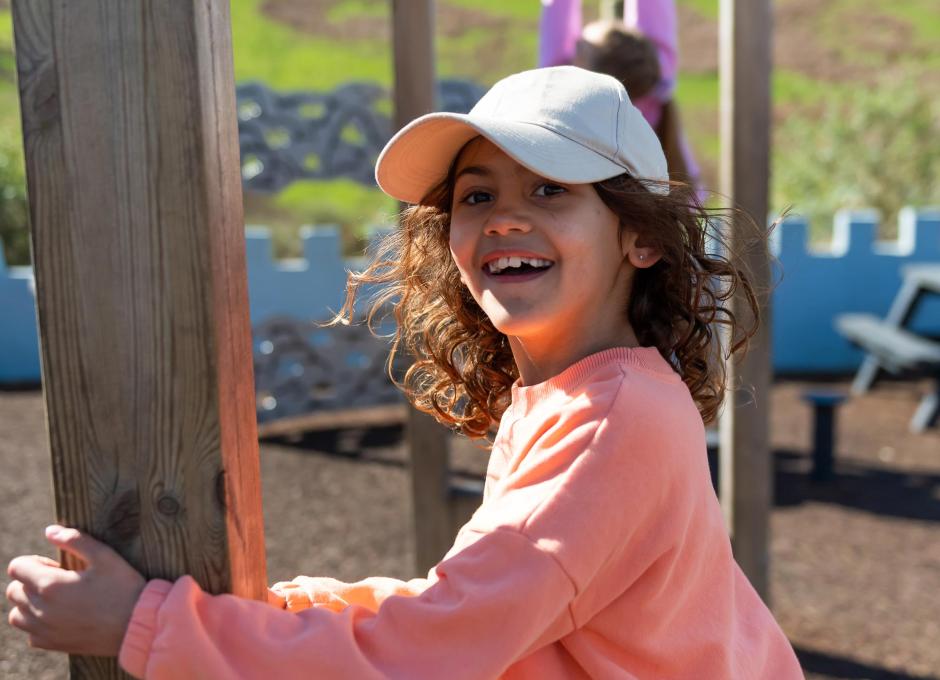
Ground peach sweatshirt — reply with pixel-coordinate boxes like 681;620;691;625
119;347;804;679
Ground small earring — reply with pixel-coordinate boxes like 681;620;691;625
638;254;646;260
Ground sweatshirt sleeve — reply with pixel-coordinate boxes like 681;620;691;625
119;528;576;680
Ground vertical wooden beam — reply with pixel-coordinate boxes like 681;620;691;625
392;0;435;128
390;0;451;575
717;0;773;602
12;1;266;676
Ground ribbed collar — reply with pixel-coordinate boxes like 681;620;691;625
508;346;679;414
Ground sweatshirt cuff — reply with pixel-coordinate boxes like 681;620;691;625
119;578;174;679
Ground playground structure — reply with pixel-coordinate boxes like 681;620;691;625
5;208;940;385
7;0;788;675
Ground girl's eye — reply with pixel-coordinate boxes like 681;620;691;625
461;190;493;206
534;183;566;197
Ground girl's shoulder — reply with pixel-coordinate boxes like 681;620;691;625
576;352;701;445
564;347;687;411
508;347;696;442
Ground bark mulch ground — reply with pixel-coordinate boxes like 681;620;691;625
1;374;938;679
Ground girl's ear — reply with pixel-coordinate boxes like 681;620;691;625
629;246;662;268
621;230;661;268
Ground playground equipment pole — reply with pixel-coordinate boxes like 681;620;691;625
12;1;267;676
390;0;455;575
717;0;774;603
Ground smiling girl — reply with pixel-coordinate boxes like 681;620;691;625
7;66;803;679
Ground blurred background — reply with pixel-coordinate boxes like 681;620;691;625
0;1;938;679
1;0;937;264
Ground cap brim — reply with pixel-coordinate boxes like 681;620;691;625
375;112;628;205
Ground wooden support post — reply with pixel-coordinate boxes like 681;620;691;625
12;1;266;675
717;0;773;602
390;0;453;575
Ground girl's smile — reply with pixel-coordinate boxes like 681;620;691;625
481;250;555;281
448;137;656;383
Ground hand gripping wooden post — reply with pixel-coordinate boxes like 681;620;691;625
12;1;266;676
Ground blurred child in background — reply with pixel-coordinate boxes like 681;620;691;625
540;0;704;195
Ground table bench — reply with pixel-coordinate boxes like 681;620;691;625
835;263;940;433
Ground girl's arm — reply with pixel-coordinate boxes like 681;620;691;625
120;528;576;680
8;523;576;679
623;0;678;100
538;0;582;67
118;379;698;679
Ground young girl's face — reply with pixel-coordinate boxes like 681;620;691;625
449;138;636;348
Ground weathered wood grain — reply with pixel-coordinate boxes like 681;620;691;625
717;0;773;603
11;1;266;676
390;0;458;574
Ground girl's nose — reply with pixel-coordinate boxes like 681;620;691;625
483;210;533;236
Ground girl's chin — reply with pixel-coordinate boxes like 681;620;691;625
484;312;552;340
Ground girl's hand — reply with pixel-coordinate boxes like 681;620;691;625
6;525;146;656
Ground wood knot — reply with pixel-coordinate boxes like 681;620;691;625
103;488;140;547
21;61;60;134
156;493;181;517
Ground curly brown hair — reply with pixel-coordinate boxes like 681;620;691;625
335;154;777;439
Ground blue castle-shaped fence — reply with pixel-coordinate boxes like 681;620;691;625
2;208;938;383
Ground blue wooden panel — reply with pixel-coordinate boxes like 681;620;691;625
0;242;41;383
771;208;940;373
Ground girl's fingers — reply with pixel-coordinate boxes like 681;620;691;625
266;588;287;609
7;555;68;593
5;579;31;608
9;605;54;651
32;555;61;569
44;525;117;571
8;601;45;634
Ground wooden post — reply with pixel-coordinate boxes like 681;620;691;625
717;0;773;602
12;1;266;676
390;0;453;575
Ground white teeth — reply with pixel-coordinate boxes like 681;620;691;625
486;256;554;274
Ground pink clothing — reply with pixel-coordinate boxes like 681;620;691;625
539;0;677;101
119;347;803;679
539;0;702;189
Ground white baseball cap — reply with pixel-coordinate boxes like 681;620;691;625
375;65;669;205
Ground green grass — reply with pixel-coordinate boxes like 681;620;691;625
230;0;391;90
272;179;396;231
674;71;718;112
326;0;388;23
0;12;12;51
247;178;398;258
674;71;718;167
892;0;940;42
676;0;717;19
676;66;854;113
436;26;538;84
0;86;20;130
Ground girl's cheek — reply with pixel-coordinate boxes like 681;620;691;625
448;245;471;287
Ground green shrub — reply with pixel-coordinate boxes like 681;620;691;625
0;125;28;266
773;77;940;243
